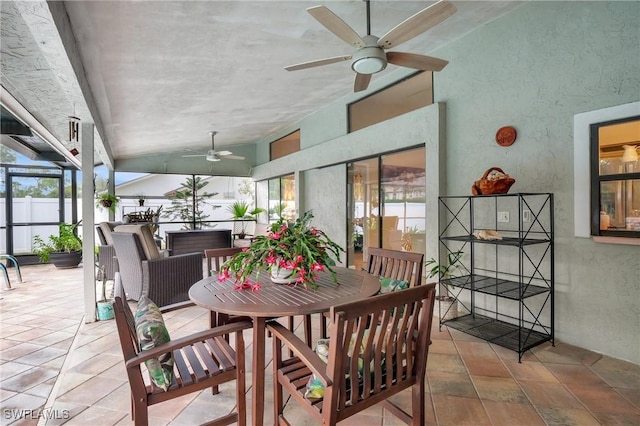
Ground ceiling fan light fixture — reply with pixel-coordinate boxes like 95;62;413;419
206;152;220;162
351;46;387;74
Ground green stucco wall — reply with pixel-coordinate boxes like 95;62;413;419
254;1;640;363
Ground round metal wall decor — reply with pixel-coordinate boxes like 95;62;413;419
495;126;517;147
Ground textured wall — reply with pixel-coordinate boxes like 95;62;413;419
433;1;640;363
303;166;347;264
255;1;640;363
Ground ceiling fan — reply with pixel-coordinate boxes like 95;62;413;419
182;131;245;162
285;0;457;92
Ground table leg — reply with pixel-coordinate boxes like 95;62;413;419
252;316;266;426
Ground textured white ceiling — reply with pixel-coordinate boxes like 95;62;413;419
1;1;521;171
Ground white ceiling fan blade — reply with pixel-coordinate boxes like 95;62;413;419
285;55;352;71
182;154;207;157
215;150;232;156
378;0;457;49
223;154;245;160
307;5;365;48
386;51;448;71
354;73;372;92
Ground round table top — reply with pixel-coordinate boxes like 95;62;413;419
189;268;380;318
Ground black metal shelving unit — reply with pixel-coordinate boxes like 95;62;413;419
437;193;554;361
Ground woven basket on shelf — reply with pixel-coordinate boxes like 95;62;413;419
471;167;515;195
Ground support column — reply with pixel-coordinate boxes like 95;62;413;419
82;123;97;323
294;170;304;218
107;169;116;221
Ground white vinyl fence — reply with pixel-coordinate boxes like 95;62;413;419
0;197;75;254
1;197;246;254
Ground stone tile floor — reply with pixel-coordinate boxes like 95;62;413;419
1;263;639;425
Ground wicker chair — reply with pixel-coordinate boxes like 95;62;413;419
96;221;121;280
268;283;436;426
111;224;203;308
113;274;250;426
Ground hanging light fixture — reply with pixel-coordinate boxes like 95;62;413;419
353;171;364;201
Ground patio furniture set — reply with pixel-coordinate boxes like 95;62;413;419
104;222;435;425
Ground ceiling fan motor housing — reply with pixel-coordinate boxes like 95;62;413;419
351;35;387;74
206;151;221;162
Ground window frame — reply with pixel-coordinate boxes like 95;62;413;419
270;130;300;160
589;115;640;238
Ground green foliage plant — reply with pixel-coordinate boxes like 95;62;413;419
425;250;464;298
227;201;265;234
96;263;108;302
269;202;286;220
96;193;119;213
220;211;344;291
33;223;82;263
162;176;217;230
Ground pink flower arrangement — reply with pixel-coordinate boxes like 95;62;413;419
219;211;344;291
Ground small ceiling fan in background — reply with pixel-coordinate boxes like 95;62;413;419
285;0;457;92
182;131;245;162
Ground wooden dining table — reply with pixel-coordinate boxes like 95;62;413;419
189;267;380;426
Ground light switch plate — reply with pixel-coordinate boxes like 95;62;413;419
497;211;510;223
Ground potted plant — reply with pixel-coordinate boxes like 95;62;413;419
95;264;114;320
227;201;265;239
32;223;83;268
96;192;119;213
220;210;344;291
136;193;146;207
425;250;464;321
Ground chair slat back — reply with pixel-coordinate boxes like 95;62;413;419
113;273;149;399
113;273;139;358
326;283;435;414
205;247;243;276
366;247;424;287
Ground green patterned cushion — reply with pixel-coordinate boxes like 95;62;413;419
135;296;174;391
304;338;330;399
378;277;409;294
304;328;388;400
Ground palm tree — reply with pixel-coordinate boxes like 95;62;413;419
227;201;265;237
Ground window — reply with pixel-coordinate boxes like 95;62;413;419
348;72;432;132
590;115;640;238
270;131;300;160
267;174;295;222
347;147;425;269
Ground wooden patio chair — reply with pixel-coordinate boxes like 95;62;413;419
204;247;244;328
320;248;424;338
267;283;436;426
366;247;424;287
113;274;250;426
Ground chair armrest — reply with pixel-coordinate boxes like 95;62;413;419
126;321;252;368
267;322;332;387
159;301;195;313
149;251;202;263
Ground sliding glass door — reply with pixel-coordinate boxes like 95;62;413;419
381;149;426;253
267;174;295;222
347;147;425;268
